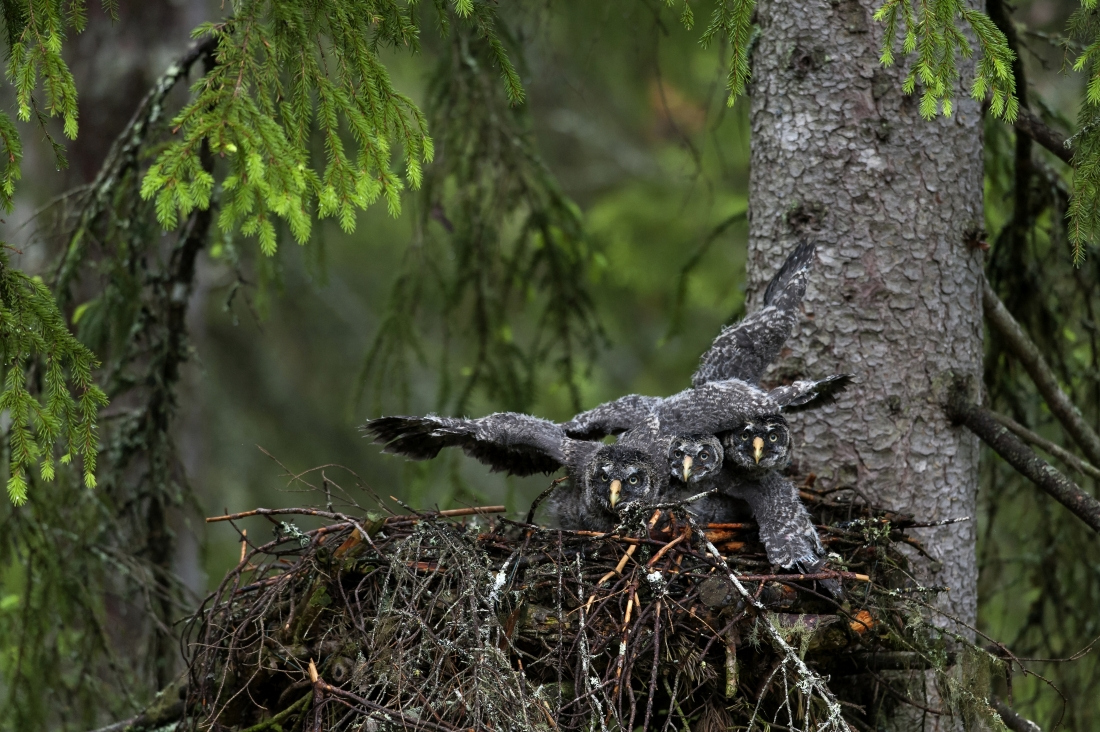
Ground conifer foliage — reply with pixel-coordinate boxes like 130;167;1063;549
140;0;519;254
1069;0;1100;260
0;1;116;503
874;0;1018;120
0;253;106;504
359;25;603;415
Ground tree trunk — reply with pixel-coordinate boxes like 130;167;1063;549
747;0;985;651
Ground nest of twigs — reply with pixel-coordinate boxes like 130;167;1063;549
184;481;966;731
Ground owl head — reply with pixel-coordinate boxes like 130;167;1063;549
668;435;724;484
722;416;791;473
583;444;660;516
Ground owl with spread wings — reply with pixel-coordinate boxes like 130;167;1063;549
562;241;846;596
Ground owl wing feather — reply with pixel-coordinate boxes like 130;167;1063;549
560;394;662;440
767;374;852;411
692;241;815;387
363;413;568;477
657;379;780;436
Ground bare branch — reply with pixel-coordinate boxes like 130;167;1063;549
983;279;1100;468
1013;107;1073;166
947;389;1100;534
992;697;1042;732
987;410;1100;481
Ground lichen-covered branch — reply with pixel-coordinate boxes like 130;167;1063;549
947;387;1100;534
982;279;1100;469
986;409;1100;481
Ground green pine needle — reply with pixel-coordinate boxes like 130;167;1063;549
139;2;521;257
0;251;108;504
874;0;1017;122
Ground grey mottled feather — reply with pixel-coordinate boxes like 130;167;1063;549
561;376;849;441
722;471;822;569
363;413;598;477
718;470;842;598
768;374;853;410
693;241;816;387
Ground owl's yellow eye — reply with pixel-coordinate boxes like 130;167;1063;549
741;431;751;441
769;434;778;442
628;475;639;485
674;449;683;458
699;451;709;460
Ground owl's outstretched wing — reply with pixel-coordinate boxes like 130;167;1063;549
692;241;816;387
658;379;779;436
363;413;568;477
767;374;852;411
560;394;662;440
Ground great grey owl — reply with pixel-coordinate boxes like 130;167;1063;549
558;241;846;596
668;435;723;484
701;416;842;597
362;412;671;531
546;442;665;532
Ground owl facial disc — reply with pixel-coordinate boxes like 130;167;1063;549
668;435;724;484
724;416;791;473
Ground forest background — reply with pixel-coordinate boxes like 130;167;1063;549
0;0;1097;730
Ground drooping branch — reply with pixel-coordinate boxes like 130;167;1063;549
982;279;1100;469
947;387;1100;534
53;32;219;303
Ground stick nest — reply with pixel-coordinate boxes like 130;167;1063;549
184;482;962;731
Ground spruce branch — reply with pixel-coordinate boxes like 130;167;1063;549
0;0;121;212
873;0;1018;120
0;251;108;504
141;1;519;256
1066;2;1100;259
700;0;755;105
359;23;602;417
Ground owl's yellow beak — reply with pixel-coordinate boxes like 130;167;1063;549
753;436;764;464
682;455;693;482
609;479;622;508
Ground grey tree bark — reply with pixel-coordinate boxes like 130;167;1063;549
747;0;985;690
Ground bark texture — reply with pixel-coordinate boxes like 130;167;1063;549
747;0;985;636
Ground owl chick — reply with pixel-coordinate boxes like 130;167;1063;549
708;417;842;598
662;435;754;525
668;435;724;485
547;443;664;532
